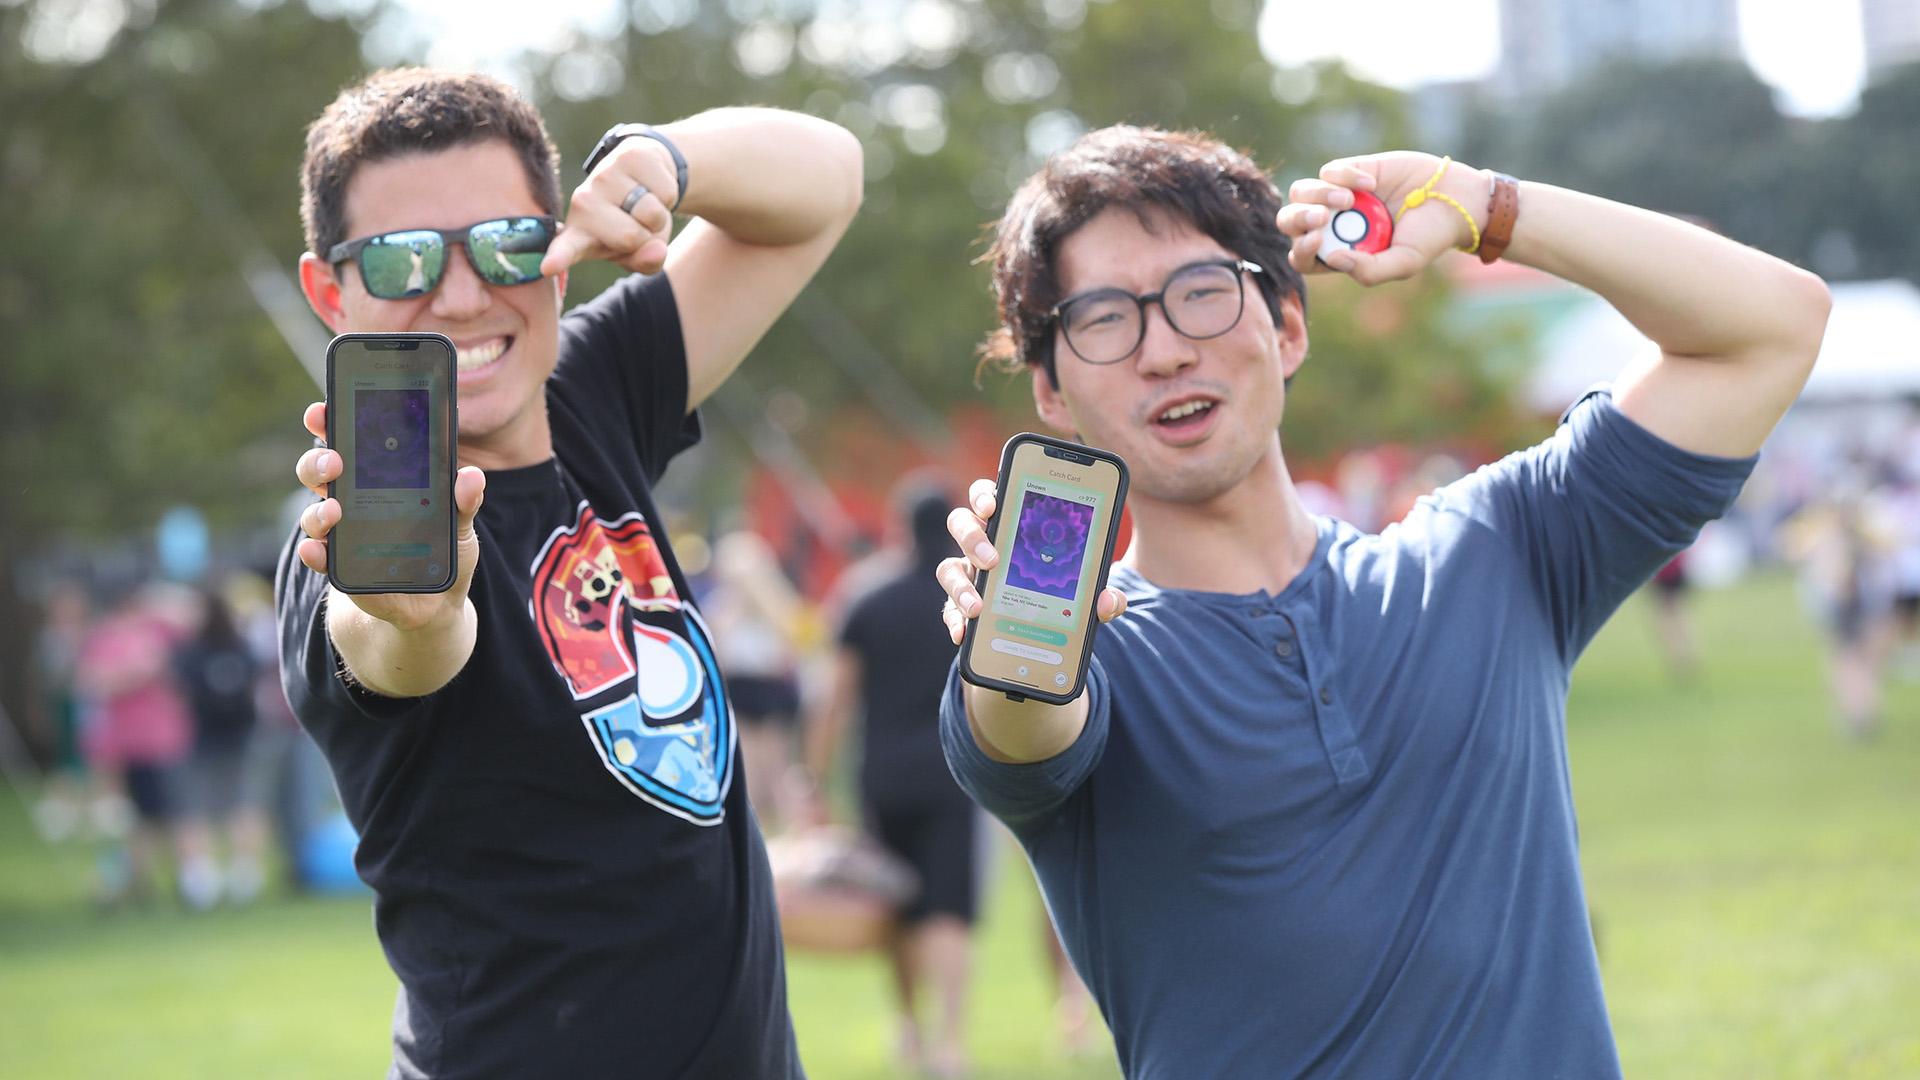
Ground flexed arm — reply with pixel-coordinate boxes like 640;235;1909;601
1280;152;1831;457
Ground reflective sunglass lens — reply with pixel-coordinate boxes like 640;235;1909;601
360;231;446;299
469;218;551;286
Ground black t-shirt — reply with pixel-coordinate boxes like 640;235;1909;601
173;638;259;752
276;274;801;1080
837;559;968;811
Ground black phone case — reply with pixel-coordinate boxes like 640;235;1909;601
958;432;1129;705
324;332;459;595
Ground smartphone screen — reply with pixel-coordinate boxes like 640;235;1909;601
325;333;457;593
961;435;1127;703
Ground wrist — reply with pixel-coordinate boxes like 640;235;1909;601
582;123;688;211
1438;161;1493;252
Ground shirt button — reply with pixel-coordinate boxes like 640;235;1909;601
1274;640;1294;658
1319;687;1333;704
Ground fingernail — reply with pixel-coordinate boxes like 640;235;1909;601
973;542;995;565
964;593;981;615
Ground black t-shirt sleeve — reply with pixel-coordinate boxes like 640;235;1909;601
552;271;701;483
273;529;429;728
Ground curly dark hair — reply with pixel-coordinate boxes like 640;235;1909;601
981;126;1305;386
300;68;562;258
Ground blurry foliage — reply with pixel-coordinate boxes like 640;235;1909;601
1459;56;1920;286
1;0;1534;720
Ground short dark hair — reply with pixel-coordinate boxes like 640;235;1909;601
300;68;562;258
981;126;1305;386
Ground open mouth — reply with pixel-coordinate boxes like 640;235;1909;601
456;336;511;373
1154;398;1217;431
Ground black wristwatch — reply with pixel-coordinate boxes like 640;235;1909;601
582;123;688;213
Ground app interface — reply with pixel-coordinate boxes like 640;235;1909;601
979;447;1115;692
332;342;452;585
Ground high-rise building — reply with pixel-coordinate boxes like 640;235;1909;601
1860;0;1920;75
1495;0;1743;98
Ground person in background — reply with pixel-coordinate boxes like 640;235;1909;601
1648;549;1700;682
75;583;195;907
29;580;95;843
171;583;267;907
1782;474;1899;738
806;481;978;1079
705;530;809;830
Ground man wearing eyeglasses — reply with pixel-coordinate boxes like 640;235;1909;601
934;126;1830;1078
276;69;859;1078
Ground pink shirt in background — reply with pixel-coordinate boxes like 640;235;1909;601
76;611;192;768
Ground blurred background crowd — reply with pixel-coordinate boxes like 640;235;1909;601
3;0;1918;1077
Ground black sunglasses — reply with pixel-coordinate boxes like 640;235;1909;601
327;216;557;300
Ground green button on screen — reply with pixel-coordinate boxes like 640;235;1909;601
997;620;1067;646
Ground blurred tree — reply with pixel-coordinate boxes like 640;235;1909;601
528;0;1525;475
1450;56;1911;286
0;0;1537;732
1;0;367;734
1828;60;1920;284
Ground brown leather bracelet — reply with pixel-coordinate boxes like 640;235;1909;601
1478;172;1520;264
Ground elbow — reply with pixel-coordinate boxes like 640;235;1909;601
1783;266;1833;377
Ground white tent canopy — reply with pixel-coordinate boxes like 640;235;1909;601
1523;278;1920;411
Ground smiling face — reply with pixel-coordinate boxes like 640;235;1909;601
1035;205;1308;504
300;139;566;469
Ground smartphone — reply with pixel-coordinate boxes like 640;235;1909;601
324;332;458;594
959;433;1129;705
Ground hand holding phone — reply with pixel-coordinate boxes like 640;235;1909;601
293;334;484;629
947;434;1129;705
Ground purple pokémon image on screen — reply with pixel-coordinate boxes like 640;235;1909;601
1005;491;1094;600
355;388;431;489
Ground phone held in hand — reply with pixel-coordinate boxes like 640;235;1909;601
323;332;458;594
959;433;1129;705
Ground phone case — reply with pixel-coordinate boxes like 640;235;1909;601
324;332;460;595
958;432;1129;705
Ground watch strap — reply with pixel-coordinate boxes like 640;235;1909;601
1478;172;1519;264
582;123;687;213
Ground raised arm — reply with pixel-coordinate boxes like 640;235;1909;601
1281;152;1831;457
542;108;864;412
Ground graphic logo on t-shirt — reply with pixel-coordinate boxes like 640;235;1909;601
530;503;732;826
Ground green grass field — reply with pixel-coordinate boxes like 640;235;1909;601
2;574;1915;1078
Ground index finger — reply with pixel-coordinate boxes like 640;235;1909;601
304;401;327;443
539;222;596;278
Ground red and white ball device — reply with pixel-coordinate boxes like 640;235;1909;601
1318;189;1394;260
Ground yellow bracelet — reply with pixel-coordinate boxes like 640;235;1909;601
1396;156;1481;254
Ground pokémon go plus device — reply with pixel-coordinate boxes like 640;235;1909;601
1319;189;1394;260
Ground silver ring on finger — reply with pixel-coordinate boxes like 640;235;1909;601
620;183;650;216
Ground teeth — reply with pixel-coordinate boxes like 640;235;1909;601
457;338;506;370
1158;400;1213;422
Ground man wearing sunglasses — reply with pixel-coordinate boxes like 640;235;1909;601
933;127;1830;1077
277;68;859;1078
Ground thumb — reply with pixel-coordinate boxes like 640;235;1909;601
454;466;487;535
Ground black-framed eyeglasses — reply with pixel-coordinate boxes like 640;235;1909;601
327;216;558;300
1051;259;1265;366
